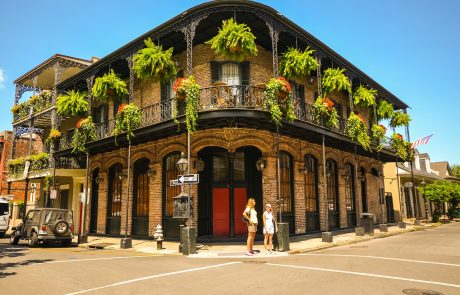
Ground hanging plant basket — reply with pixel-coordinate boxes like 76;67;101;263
264;77;296;126
390;133;412;160
46;128;62;145
172;76;201;133
371;124;387;151
205;18;258;61
321;67;351;96
92;69;128;102
72;116;96;154
279;47;318;79
345;112;371;151
353;85;377;108
312;97;339;129
132;38;176;82
376;100;394;121
113;103;142;143
56;90;89;117
390;110;411;127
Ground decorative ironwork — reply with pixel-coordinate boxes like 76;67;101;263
125;54;134;102
14;84;39;105
316;58;323;98
86;74;95;109
55;156;86;169
256;12;282;77
14;126;44;139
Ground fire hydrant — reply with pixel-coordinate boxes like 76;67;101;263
153;224;164;250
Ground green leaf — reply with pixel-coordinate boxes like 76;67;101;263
56;90;89;117
92;69;128;102
279;47;318;79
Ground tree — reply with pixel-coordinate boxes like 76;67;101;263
451;164;460;178
421;180;460;220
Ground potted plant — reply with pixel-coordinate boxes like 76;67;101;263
312;96;339;129
132;38;176;82
321;67;351;95
390;133;412;160
92;69;128;102
172;76;201;133
46;128;62;146
345;112;371;150
353;85;377;108
371;124;387;151
113;103;142;143
264;77;296;126
72;116;96;154
390;110;411;127
376;100;394;121
29;152;50;171
205;18;258;61
279;47;318;79
11;102;30;121
56;90;89;117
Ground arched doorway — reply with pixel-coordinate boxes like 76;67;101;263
132;158;149;236
304;155;319;232
326;159;339;229
162;152;181;240
344;163;357;227
106;163;122;235
280;151;295;234
197;146;263;238
90;168;99;233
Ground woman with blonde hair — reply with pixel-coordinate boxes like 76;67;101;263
262;203;276;253
242;198;257;256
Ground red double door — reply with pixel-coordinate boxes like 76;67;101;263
212;187;247;236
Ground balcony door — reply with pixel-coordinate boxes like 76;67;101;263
106;164;122;235
132;158;149;236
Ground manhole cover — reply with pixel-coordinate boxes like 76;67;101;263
242;260;267;264
402;288;444;295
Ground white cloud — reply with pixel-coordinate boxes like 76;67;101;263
0;69;5;88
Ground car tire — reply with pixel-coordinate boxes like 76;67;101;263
28;231;39;248
62;239;72;247
10;231;19;245
0;232;5;238
53;220;69;235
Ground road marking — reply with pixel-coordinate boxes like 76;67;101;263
65;261;241;295
267;263;460;289
44;255;150;264
299;253;460;267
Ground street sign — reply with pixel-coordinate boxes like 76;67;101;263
23;161;31;179
50;189;57;200
170;179;181;186
178;174;199;184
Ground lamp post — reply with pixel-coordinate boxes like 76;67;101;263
120;139;132;249
421;180;430;224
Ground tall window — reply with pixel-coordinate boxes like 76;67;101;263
164;153;181;217
134;159;149;218
221;63;240;86
280;152;293;213
344;163;355;211
304;155;318;212
108;164;123;217
326;159;338;212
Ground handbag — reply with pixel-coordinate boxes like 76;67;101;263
242;208;251;223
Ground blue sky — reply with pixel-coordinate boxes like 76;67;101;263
1;0;459;164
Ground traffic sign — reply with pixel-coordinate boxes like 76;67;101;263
170;179;181;186
178;174;199;184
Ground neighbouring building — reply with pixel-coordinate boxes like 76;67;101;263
8;1;411;240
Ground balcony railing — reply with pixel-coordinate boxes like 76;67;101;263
12;93;53;123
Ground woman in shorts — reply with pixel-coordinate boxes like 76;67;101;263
243;198;257;256
262;203;275;253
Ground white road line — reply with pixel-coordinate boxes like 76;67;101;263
267;263;460;289
65;261;241;295
298;253;460;267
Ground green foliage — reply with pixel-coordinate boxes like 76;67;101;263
172;76;201;133
32;90;53;112
321;67;351;95
133;38;176;82
371;124;387;151
264;77;296;126
390;133;412;160
56;90;89;117
72;116;96;154
279;47;318;79
92;69;128;102
7;153;49;178
205;18;258;61
353;85;377;108
376;100;394;121
421;180;460;204
11;101;30;121
451;164;460;178
345;112;371;151
312;97;339;129
45;129;62;145
390;110;411;127
113;103;142;143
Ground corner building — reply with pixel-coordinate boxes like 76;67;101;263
10;1;409;240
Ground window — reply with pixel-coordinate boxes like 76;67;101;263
304;155;318;212
344;163;355;211
213;152;228;182
326;159;338;211
221;63;240;86
280;152;293;213
134;159;149;218
92;105;107;124
164;153;181;217
233;152;245;182
108;164;123;217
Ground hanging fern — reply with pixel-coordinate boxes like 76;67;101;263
56;90;89;117
92;69;128;102
353;85;377;108
279;47;318;79
172;76;201;133
321;67;351;95
390;110;411;127
72;116;96;154
113;103;142;143
376;100;394;121
390;133;412;160
263;77;296;126
371;124;387;151
312;97;339;129
345;112;371;151
205;18;258;61
132;38;176;82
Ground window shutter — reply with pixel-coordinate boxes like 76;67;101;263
241;61;250;85
161;82;168;102
210;61;219;84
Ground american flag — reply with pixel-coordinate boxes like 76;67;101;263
411;134;433;149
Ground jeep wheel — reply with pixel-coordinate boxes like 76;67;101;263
28;231;39;248
53;220;69;235
62;239;72;247
10;231;19;245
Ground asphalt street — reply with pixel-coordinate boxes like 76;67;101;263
1;222;459;295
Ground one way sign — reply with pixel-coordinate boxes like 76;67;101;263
178;174;199;184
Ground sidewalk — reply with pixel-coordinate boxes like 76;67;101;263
78;222;443;258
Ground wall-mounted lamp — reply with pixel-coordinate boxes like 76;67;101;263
299;167;310;175
255;158;266;171
342;171;351;180
95;175;104;184
194;158;205;172
118;173;127;181
147;168;156;178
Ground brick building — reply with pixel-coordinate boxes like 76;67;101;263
9;1;410;240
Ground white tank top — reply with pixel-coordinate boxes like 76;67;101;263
265;211;273;227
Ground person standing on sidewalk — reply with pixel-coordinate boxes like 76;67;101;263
263;203;275;253
243;198;258;256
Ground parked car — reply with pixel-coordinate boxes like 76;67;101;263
10;208;74;247
0;197;10;237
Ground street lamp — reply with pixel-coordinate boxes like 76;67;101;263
176;152;188;175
